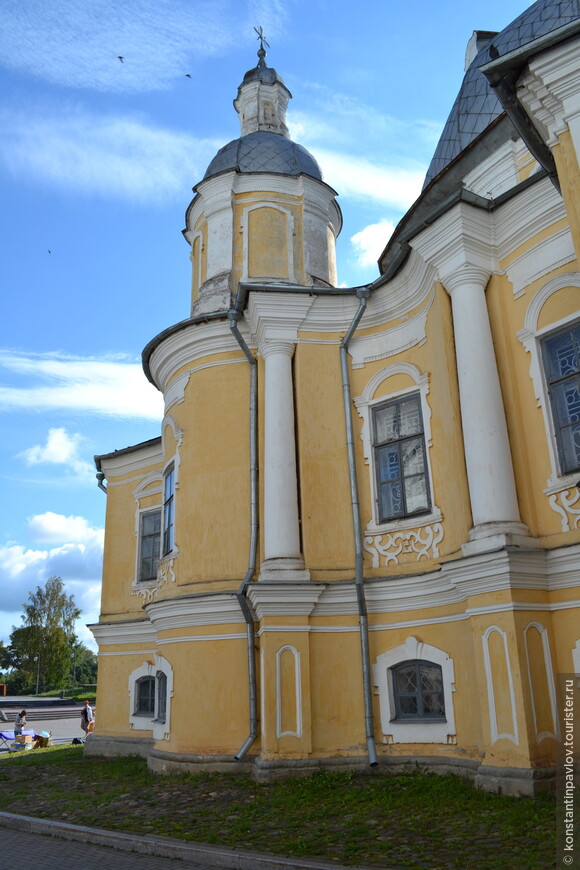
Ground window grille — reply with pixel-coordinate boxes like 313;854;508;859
135;676;155;715
392;660;445;720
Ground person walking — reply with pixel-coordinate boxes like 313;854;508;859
80;700;94;736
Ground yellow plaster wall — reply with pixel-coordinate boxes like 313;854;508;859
553;131;580;259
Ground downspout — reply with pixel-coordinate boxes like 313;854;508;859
96;472;107;494
229;307;259;761
340;288;378;767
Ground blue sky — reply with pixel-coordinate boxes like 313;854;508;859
0;0;529;649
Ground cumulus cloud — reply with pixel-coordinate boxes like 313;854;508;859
0;106;219;203
351;219;396;269
0;350;163;420
314;149;424;211
19;428;94;480
0;510;104;644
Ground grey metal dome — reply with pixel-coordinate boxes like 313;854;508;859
203;131;323;181
423;0;580;188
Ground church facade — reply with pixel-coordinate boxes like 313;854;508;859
88;0;580;795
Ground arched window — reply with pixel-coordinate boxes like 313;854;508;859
392;660;445;720
135;676;155;715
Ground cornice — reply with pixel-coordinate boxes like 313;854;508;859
147;319;240;392
247;582;325;618
247;292;315;348
145;593;245;630
88;620;156;646
98;441;163;479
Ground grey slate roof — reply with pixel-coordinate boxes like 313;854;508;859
423;0;580;188
203;131;323;181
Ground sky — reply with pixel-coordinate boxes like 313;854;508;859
0;0;530;651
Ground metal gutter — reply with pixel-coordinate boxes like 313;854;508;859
228;303;259;761
339;289;378;767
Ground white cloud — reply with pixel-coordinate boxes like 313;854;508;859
19;428;94;480
0;106;219;203
314;149;424;211
27;512;104;547
351;219;396;269
0;350;163;420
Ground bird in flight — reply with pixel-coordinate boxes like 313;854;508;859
48;250;52;255
118;56;124;63
185;74;192;78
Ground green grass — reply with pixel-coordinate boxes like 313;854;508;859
0;746;556;869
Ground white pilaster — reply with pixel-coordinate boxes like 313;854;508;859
411;203;533;554
248;292;315;581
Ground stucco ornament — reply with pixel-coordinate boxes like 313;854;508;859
131;558;176;603
548;488;580;532
364;522;444;567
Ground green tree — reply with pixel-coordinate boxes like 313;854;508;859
69;641;98;692
10;576;81;693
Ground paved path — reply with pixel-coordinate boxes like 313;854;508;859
0;813;368;870
1;826;207;869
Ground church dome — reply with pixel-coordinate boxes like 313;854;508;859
203;130;323;181
423;0;580;188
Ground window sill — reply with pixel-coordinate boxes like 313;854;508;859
390;717;447;724
365;507;442;537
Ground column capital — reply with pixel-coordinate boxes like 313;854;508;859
411;201;497;292
259;340;296;360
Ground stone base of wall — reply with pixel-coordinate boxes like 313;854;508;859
84;738;558;796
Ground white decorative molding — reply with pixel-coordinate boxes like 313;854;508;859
354;362;441;535
241;202;296;283
548;488;580;532
503;228;575;298
573;640;580;674
516;272;580;491
247;583;324;619
463;139;524;201
88;620;156;647
276;646;303;738
348;290;434;369
164;371;191;412
372;636;456;745
148;320;242;394
98;440;163;480
494;175;566;264
482;626;519;745
145;592;246;631
128;654;174;740
524;621;559;743
364;523;444;567
156;632;246;645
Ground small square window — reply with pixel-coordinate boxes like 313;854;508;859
542;323;580;475
392;660;445;721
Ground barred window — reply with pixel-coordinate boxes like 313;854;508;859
392;660;445;720
372;394;431;522
542;323;580;474
139;510;161;581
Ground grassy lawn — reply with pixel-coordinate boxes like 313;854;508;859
0;746;556;869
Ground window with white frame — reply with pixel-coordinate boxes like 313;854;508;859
128;656;174;738
371;393;431;523
391;660;445;721
163;464;175;555
541;322;580;475
138;510;161;581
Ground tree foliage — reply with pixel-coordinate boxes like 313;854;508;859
8;576;82;692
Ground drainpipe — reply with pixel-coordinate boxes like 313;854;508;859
96;472;107;494
340;289;378;767
229;307;259;761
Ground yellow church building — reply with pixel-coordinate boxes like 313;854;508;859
88;0;580;795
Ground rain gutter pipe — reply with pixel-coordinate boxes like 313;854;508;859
229;304;259;761
96;472;107;494
340;289;378;767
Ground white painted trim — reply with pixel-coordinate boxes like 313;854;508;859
98;442;163;479
276;646;302;738
156;632;246;644
99;649;156;657
354;362;441;536
523;621;559;743
516;273;580;491
481;626;519;745
89;621;156;647
372;636;456;745
127;654;174;739
348;290;435;369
